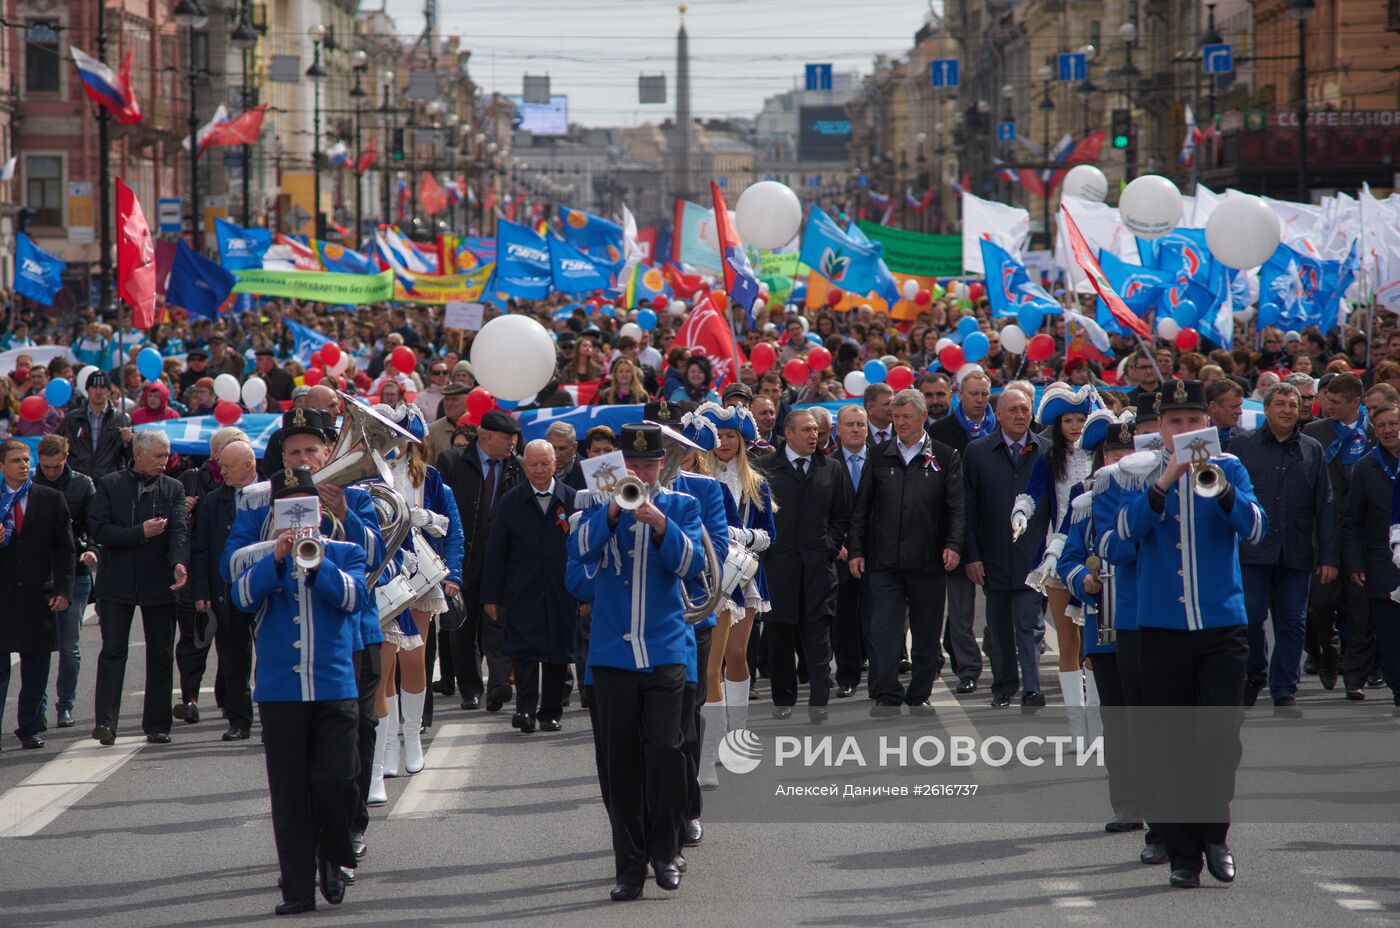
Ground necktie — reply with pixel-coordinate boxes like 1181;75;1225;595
849;454;862;486
12;498;22;535
483;460;498;511
876;430;888;444
794;457;807;477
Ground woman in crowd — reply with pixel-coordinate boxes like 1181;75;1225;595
595;357;649;405
669;355;719;405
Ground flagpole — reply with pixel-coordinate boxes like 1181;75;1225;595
96;1;114;319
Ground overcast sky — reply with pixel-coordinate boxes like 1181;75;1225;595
383;0;934;126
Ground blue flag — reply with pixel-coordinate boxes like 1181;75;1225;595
314;239;374;275
495;220;552;300
14;232;65;306
1095;249;1173;334
167;239;237;319
558;207;624;274
283;317;334;366
215;217;272;271
979;238;1060;320
798;205;882;297
846;222;901;305
549;237;613;294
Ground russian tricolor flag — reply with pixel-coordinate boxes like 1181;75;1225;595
71;47;143;126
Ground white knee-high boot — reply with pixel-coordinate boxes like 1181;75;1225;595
383;694;401;778
697;698;727;789
722;678;750;735
1060;670;1086;747
400;689;426;774
368;716;388;805
1083;669;1103;750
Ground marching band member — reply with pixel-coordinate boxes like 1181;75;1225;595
230;469;370;915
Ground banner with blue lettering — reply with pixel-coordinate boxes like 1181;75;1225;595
549;237;613;293
215;217;272;271
14;232;65;306
495;219;553;299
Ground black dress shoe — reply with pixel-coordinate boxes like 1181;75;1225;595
1140;842;1168;865
1273;695;1303;718
485;684;513;712
1104;811;1144;833
57;709;74;728
172;702;189;721
908;701;937;717
275;899;316;915
146;732;171;744
222;726;251;742
990;694;1011;708
511;712;537;733
1205;843;1235;882
1318;671;1337;690
460;695;481;710
1021;691;1046;709
772;706;793;720
834;685;855;698
683;818;703;847
19;733;44;749
432;680;456;697
1303;655;1318;675
956;678;977;695
674;854;687;873
653;861;681;891
92;725;116;746
1169;869;1200;888
869;703;902;718
185;703;200;724
338;866;355;884
539;717;561;732
808;706;829;724
1368;671;1385;689
318;857;345;905
609;883;644;902
1345;687;1365;701
351;832;367;860
899;659;913;674
1243;677;1265;707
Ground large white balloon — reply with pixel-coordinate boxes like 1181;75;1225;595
999;324;1028;355
214;373;242;404
1062;164;1109;203
735;181;803;250
1205;195;1282;269
842;370;868;398
902;279;919;301
1157;317;1181;341
75;365;97;397
470;314;558;402
618;322;643;340
1119;174;1183;240
241;376;268;409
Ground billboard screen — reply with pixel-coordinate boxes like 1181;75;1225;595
510;95;569;136
799;105;852;161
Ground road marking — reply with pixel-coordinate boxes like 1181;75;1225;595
387;722;486;820
1316;881;1385;915
0;737;145;837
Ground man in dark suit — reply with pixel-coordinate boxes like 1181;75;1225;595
849;390;965;716
252;347;295;404
545;421;588;491
759;410;851;724
963;387;1051;708
437;409;523;711
864;382;895;448
482;439;579;732
0;439;76;749
831;405;873;696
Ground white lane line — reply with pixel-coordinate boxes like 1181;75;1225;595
1336;899;1383;912
1316;881;1385;915
0;737;145;837
1043;879;1096;909
387;722;486;820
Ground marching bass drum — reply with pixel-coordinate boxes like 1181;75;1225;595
719;544;759;597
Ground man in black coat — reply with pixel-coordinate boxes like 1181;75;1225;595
848;390;965;716
759;409;852;723
88;430;191;745
437;409;523;711
962;388;1051;708
252;347;295;404
0;440;76;750
831;405;873;696
60;371;133;481
481;439;579;732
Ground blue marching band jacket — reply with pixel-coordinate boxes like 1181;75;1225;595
670;471;735;684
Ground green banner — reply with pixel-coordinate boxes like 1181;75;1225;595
854;222;962;277
232;269;394;304
758;252;809;278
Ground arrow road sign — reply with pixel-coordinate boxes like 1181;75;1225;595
997;121;1017;142
1202;43;1233;75
1057;53;1087;82
930;59;959;89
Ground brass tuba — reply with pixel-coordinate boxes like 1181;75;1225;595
655;424;727;624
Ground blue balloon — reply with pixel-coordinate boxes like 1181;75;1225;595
136;347;163;381
962;331;990;363
926;359;940;372
1017;305;1045;334
956;315;979;337
496;399;518;410
45;378;72;407
636;308;657;330
1259;302;1281;326
1173;299;1198;325
863;359;888;384
599;304;616;318
805;332;823;346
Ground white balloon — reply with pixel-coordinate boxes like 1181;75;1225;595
797;315;810;333
735;181;804;250
935;337;955;352
1062;164;1109;203
329;352;350;376
1119;175;1182;240
470;314;558;402
618;322;643;340
214;373;242;404
956;362;983;381
843;370;868;398
902;279;920;301
671;300;687;313
241;376;268;409
999;324;1028;355
1157;317;1181;340
1205;195;1282;269
75;365;97;397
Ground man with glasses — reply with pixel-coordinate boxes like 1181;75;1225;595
1286;373;1318;426
1126;351;1163;404
415;361;451;421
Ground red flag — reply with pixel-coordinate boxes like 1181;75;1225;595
1049;131;1107;193
673;299;746;387
663;263;705;299
419;172;447;215
356;138;378;176
1060;206;1152;339
201;104;268;149
154;239;177;297
116;178;156;329
113;50;144;126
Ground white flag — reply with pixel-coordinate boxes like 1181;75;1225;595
961;192;1029;275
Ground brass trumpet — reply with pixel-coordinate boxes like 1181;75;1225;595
293;528;323;572
1191;461;1228;499
614;475;648;511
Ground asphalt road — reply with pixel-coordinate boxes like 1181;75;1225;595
1;611;1398;928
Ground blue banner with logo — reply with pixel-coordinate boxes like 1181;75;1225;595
495;220;553;299
549;237;613;294
14;232;65;306
167;239;238;319
798;205;881;297
314;239;374;275
215;217;272;271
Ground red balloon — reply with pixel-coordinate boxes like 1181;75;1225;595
914;289;932;306
214;401;242;425
404;392;417;404
1175;327;1200;351
390;345;418;375
310;350;324;368
456;411;480;428
303;368;324;387
886;365;915;391
782;358;810;385
750;342;777;375
651;294;669;311
827;288;845;307
807;346;832;372
321;342;342;367
938;345;965;371
466;386;496;418
967;282;985;303
19;395;48;422
1026;333;1056;362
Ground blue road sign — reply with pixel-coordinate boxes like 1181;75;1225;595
997;121;1017;142
804;63;833;91
1057;53;1087;82
1202;43;1233;75
930;59;959;89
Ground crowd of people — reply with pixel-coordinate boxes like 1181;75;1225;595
1;279;1398;909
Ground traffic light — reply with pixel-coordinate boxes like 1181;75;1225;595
1111;109;1130;149
390;128;404;161
15;207;38;233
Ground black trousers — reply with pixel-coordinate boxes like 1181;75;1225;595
869;570;946;706
768;611;834;708
214;609;254;730
449;580;510;698
1114;629;1162;847
514;660;567;720
1366;598;1400;700
591;664;687;887
94;601;177;736
1089;652;1131;816
833;578;870;690
1137;625;1247;874
684;625;712;824
1310;571;1376;686
259;699;359;904
435;617;455;686
422;616;437;727
174;604;214;704
350;646;382;835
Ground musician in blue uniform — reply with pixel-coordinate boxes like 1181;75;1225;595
230;469;370;915
1113;380;1265;890
567;422;708;902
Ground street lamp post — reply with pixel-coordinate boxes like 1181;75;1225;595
1111;22;1141;182
349;50;368;244
230;2;259;228
306;24;328;239
1038;64;1054;249
1287;0;1316;202
174;0;209;250
95;0;115;316
381;71;396;226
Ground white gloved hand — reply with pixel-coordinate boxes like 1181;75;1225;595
410;507;432;529
400;551;419;576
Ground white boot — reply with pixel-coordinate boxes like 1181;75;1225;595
697;699;726;789
722;678;750;735
383;694;401;778
400;689;426;774
1060;670;1087;751
367;715;388;805
1083;669;1103;751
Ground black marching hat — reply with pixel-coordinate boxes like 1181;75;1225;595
1134;390;1161;423
643;399;694;426
620;422;665;460
1159;379;1207;413
276;407;333;442
271;467;318;500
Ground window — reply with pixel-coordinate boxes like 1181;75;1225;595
25;20;60;93
25;156;63;226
